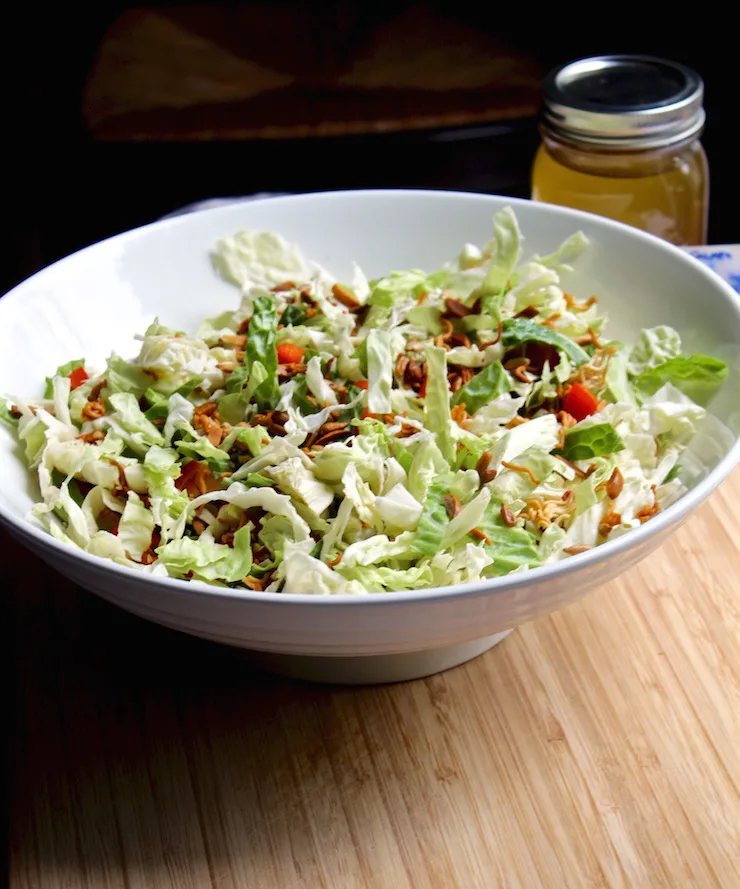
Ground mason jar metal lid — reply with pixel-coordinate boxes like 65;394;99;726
542;55;705;149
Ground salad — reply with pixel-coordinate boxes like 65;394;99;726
0;208;729;594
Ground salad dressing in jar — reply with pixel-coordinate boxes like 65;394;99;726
531;55;709;245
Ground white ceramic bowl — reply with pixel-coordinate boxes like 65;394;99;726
2;190;740;684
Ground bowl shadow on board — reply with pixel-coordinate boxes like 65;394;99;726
9;528;526;873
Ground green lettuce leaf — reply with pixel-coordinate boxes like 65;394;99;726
117;493;155;562
50;375;73;428
143;319;179;337
352;338;369;377
338;562;434;592
560;423;625;461
424;345;456;462
643;383;707;448
475;499;541;575
143;445;181;484
429;542;494;585
162;393;195;446
280;303;307;326
257;514;296;561
266;456;335;515
280;547;368;594
157;524;253;583
141;447;189;525
44;359;84;399
225;364;249;395
532;231;589;269
368;269;427;307
130;334;213;396
451;360;509;414
501;318;590;367
458;208;522;322
459;314;496;333
175;437;231;472
105;353;153;396
392;441;414;475
211;392;243;427
319;497;355;562
412;478;452;556
220;425;265;457
305;355;337;407
441;488;491;548
246;297;280;411
366;329;394;414
340;531;416;569
144;377;202;421
244;472;274;487
627;326;682;376
663;463;681;484
481;206;522;297
291;374;319;415
374;484;423;533
603;348;634;404
488;448;556;501
633;354;728;405
507;263;561;314
219;360;269;424
405;305;443;335
451;431;496;472
334;383;365;425
108;392;164;451
407;438;449;503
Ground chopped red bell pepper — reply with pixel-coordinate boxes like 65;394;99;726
276;343;305;365
562;382;600;422
68;366;89;390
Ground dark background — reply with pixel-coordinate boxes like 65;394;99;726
4;5;738;297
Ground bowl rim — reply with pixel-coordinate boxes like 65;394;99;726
2;187;740;608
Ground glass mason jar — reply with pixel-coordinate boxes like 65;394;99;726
531;55;709;246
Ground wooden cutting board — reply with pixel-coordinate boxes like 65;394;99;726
7;454;740;888
82;4;542;141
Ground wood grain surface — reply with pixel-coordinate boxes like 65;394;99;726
8;466;740;888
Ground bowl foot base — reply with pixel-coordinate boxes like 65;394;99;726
247;630;512;685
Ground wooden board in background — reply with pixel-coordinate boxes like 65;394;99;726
82;3;543;141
